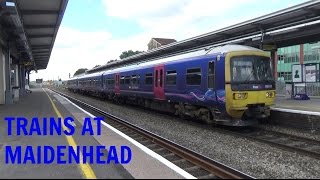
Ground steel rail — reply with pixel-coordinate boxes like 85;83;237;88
50;88;254;179
230;128;320;160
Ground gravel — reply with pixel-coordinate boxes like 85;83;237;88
256;124;320;141
53;87;320;179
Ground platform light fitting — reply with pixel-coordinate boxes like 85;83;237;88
5;1;15;7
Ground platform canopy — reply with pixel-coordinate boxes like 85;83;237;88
0;0;68;70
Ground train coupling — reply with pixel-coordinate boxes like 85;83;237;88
245;104;270;119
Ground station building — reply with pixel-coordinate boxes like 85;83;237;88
275;42;320;96
277;42;320;81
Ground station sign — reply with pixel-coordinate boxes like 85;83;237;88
262;44;277;51
24;61;33;66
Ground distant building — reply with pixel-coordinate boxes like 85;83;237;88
36;79;43;84
276;42;320;82
148;38;177;50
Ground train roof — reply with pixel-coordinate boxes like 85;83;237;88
206;44;264;54
99;44;265;74
69;71;103;80
70;44;266;80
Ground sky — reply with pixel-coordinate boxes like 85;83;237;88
30;0;309;81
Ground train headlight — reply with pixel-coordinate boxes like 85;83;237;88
266;91;275;98
233;93;248;100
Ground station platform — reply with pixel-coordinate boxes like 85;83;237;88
270;96;320;130
274;96;320;112
0;88;188;179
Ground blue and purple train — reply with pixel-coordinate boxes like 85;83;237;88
67;44;276;126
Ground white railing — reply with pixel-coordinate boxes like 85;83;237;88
276;81;320;96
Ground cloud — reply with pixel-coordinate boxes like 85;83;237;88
31;27;158;81
102;0;183;19
56;27;112;49
31;27;114;81
102;0;309;40
102;0;253;20
102;0;255;39
31;0;308;81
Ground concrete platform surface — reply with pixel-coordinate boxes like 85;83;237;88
0;88;188;179
274;96;320;112
0;88;134;179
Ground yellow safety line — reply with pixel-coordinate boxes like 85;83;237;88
44;88;97;179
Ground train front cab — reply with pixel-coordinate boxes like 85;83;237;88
224;50;276;126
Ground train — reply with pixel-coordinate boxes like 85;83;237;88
66;44;276;126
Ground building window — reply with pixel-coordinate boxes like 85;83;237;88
278;55;284;62
278;72;293;81
186;68;201;85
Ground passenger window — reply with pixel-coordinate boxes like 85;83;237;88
166;70;177;85
125;76;130;84
145;73;153;85
111;78;115;85
120;76;125;85
131;75;137;85
208;61;215;89
107;78;114;86
186;68;201;85
136;75;140;85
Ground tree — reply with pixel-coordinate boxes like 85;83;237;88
107;59;117;64
119;50;144;59
73;68;88;76
93;65;100;69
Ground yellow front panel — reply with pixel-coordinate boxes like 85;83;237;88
226;85;275;118
225;50;275;118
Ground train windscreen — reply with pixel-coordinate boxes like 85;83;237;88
231;56;274;84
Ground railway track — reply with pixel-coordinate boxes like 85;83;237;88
50;88;253;179
231;128;320;160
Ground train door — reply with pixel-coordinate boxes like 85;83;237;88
115;73;120;94
154;65;165;100
208;61;215;89
103;75;107;90
100;74;104;91
208;60;217;101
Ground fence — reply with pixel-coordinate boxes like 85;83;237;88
276;81;320;96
